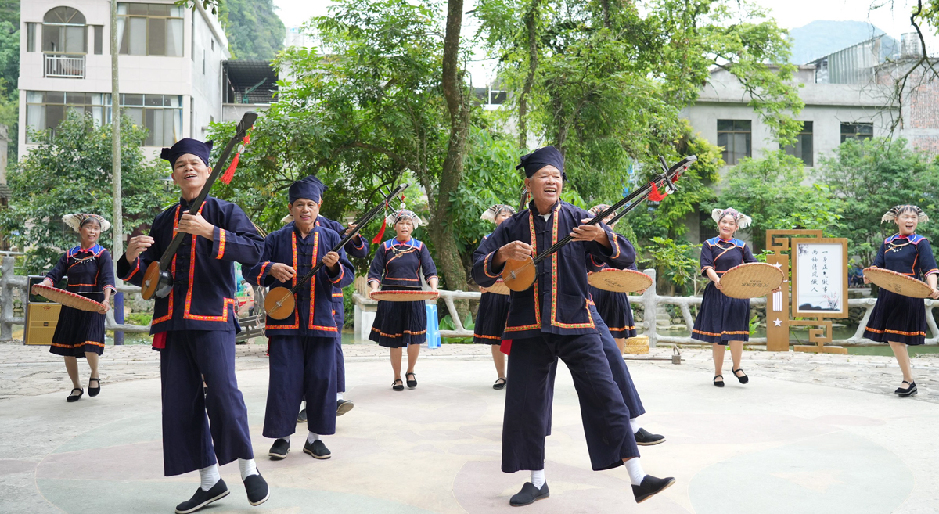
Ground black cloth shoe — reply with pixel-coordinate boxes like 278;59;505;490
88;378;100;397
243;474;269;506
337;399;355;416
303;439;331;459
67;388;83;402
493;378;507;390
509;482;549;506
713;375;724;387
632;475;675;503
297;408;308;423
898;381;918;397
405;372;417;389
174;479;229;513
895;381;911;394
733;367;749;384
268;438;290;460
392;379;404;391
634;428;665;446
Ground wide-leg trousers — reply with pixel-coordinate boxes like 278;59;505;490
263;335;337;438
502;332;639;473
160;330;254;476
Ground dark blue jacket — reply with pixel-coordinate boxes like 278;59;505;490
316;215;369;304
117;196;263;334
472;200;632;339
246;223;354;337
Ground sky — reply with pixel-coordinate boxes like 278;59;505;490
271;0;937;83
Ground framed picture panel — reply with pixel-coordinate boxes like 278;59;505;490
791;238;849;318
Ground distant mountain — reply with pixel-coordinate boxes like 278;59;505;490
788;20;897;64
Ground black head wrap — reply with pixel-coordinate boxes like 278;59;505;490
160;138;213;167
289;175;327;203
516;146;566;180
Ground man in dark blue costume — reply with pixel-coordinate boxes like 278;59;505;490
473;146;675;506
246;175;354;460
119;138;268;514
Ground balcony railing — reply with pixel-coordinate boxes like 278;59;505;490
43;53;85;78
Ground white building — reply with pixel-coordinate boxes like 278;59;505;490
18;0;230;157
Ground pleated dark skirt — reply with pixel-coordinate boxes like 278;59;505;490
691;282;750;344
864;289;928;345
369;287;426;348
49;304;105;357
588;286;637;339
473;292;510;344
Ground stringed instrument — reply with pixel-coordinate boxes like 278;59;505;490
264;183;409;320
502;155;697;292
141;112;258;300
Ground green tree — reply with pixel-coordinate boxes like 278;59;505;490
815;137;939;264
0;15;19;163
221;0;285;60
1;112;175;273
718;151;840;252
476;0;804;204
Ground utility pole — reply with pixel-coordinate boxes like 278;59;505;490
110;0;125;344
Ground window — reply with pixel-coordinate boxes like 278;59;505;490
27;23;39;52
93;25;103;55
784;121;814;167
840;122;873;143
25;91;112;142
120;93;183;146
42;6;87;54
117;3;184;57
717;120;751;165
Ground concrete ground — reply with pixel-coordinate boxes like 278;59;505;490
1;340;939;514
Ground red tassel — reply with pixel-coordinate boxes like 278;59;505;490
220;135;250;185
371;217;387;244
648;182;668;202
500;339;512;355
152;331;167;350
220;153;238;184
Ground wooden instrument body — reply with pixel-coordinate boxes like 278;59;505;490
502;258;536;292
264;287;296;319
141;262;172;300
864;267;933;299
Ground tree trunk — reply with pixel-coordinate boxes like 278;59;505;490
432;0;470;297
518;0;540;150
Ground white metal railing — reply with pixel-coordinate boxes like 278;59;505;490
4;256;934;347
44;53;85;78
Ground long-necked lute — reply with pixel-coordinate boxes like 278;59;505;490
141;112;258;300
502;155;696;292
264;183;409;320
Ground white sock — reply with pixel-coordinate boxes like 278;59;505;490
238;458;258;480
307;432;320;444
630;417;641;434
337;392;344;401
625;459;645;486
531;469;546;488
199;464;220;491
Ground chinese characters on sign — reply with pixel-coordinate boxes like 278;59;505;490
793;240;848;318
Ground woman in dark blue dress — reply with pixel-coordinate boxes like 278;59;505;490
368;208;438;391
864;205;939;397
692;208;756;387
473;204;515;390
586;204;638;352
34;214;115;402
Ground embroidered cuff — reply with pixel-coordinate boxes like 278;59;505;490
483;252;503;278
330;265;345;284
122;257;141;281
926;268;939;277
214;227;226;259
256;262;271;284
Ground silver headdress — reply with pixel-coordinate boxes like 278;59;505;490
882;205;929;223
480;204;516;223
710;208;751;229
62;214;110;233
